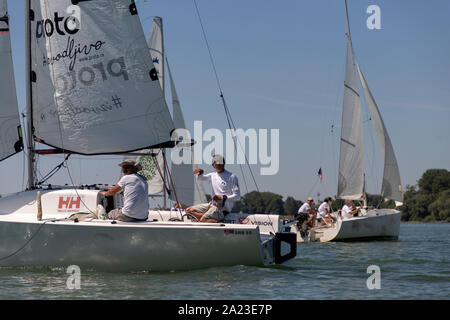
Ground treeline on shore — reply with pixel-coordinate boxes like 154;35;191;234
226;169;449;222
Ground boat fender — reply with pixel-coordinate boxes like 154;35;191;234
273;233;297;264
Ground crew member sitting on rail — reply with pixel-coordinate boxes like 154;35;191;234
317;197;335;226
100;160;149;222
186;155;240;223
296;197;317;229
341;200;361;220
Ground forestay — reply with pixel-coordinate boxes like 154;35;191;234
337;37;364;200
357;64;403;203
167;61;207;206
0;1;23;161
30;0;174;155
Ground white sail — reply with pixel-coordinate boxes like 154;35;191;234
148;17;164;91
167;61;207;206
30;1;174;155
124;149;165;195
357;64;403;203
0;2;22;161
337;37;365;200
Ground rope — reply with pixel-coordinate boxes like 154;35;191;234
37;153;72;185
162;153;183;216
0;221;49;262
193;0;259;193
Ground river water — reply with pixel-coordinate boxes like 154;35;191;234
0;223;448;300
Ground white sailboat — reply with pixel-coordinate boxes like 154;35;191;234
0;0;296;271
291;0;402;242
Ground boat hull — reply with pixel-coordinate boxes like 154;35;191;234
0;219;269;272
0;189;296;272
292;209;401;242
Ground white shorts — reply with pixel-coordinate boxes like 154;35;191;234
190;203;224;221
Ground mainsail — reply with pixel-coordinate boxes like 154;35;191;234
337;36;365;200
167;61;207;206
0;2;23;161
357;64;403;203
30;1;174;155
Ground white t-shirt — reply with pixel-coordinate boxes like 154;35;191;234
341;204;355;220
298;203;311;215
317;202;330;219
118;174;149;220
198;170;240;212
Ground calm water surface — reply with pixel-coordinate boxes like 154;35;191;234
0;223;448;299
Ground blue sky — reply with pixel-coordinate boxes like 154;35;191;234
1;0;449;202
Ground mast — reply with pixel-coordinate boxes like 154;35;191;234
159;17;167;209
344;0;351;41
25;0;35;189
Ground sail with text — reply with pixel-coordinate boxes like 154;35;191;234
30;0;174;155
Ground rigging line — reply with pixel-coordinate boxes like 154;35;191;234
162;153;183;216
0;221;50;262
307;176;320;199
193;0;259;194
222;96;260;192
151;151;171;195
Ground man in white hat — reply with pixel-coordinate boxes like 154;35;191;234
185;154;240;223
100;159;149;222
296;197;317;228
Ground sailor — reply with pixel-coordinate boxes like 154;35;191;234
341;200;361;220
296;197;317;228
317;197;334;226
186;155;240;223
100;160;149;222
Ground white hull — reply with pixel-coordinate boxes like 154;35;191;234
292;209;401;242
0;188;296;272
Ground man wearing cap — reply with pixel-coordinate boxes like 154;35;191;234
100;159;149;222
296;197;317;229
186;155;240;223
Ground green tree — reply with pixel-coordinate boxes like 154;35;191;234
401;169;450;222
418;169;450;195
428;190;450;222
283;197;302;215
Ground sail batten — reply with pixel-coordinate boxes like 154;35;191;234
30;1;174;155
0;2;23;162
357;63;403;203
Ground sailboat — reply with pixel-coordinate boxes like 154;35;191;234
0;0;296;271
291;0;402;242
